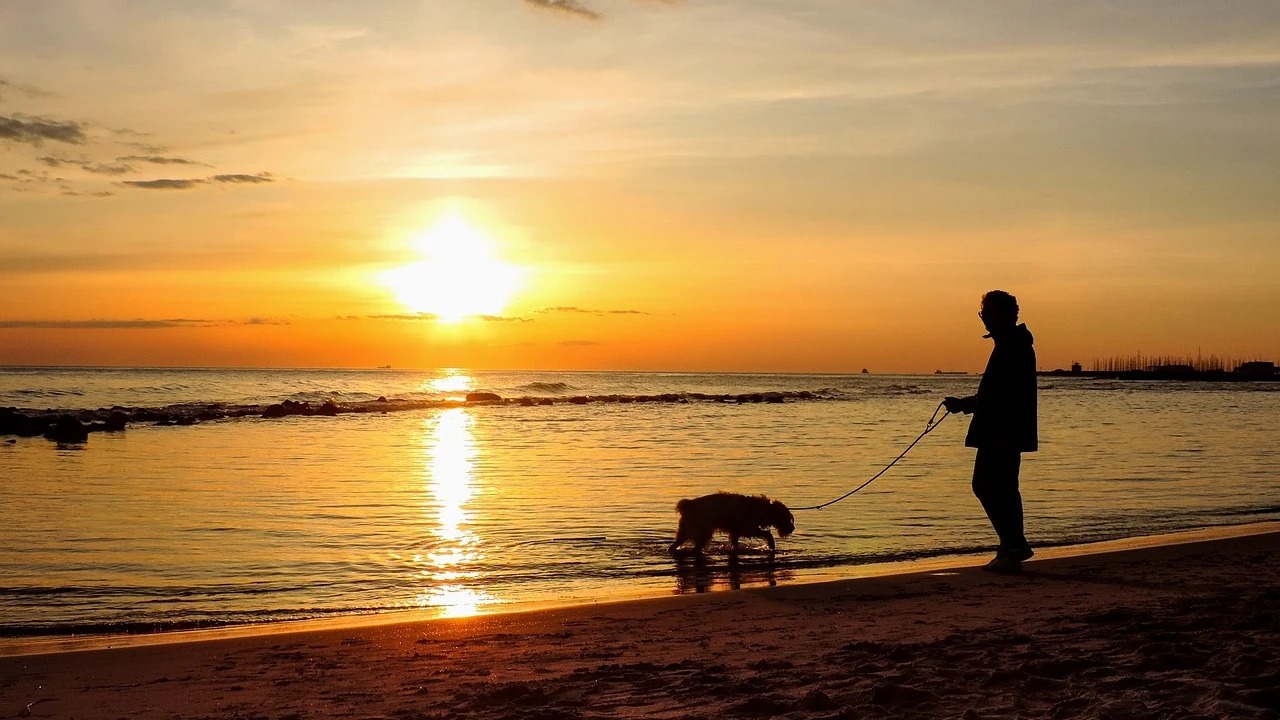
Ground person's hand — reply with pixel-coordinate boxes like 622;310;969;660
942;396;964;414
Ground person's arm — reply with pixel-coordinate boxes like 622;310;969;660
942;395;976;414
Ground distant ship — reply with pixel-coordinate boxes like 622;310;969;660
376;365;392;369
861;368;869;374
934;370;968;375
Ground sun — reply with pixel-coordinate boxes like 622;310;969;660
381;216;523;322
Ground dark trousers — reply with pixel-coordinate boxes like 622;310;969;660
972;448;1029;553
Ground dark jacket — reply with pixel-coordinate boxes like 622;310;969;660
956;323;1038;452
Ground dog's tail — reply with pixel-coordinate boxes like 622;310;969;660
675;498;693;514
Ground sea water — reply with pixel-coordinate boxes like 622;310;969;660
1;367;1278;634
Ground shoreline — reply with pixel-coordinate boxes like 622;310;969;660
5;519;1277;660
5;521;1279;719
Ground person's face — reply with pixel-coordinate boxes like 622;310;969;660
979;304;1014;333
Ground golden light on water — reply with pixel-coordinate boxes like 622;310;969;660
382;215;523;322
426;371;474;397
414;407;495;617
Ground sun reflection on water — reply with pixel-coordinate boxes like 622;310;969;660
413;407;496;617
424;371;474;400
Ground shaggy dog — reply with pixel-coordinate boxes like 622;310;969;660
668;492;795;555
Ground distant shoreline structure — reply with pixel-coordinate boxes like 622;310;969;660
1041;356;1279;382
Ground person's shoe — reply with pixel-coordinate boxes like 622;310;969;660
982;555;1024;574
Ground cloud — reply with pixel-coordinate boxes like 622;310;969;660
119;171;274;190
364;312;531;322
121;178;205;190
536;306;649;316
38;155;134;176
0;317;284;329
559;340;602;346
366;313;440;321
211;172;273;184
0;114;86;146
524;0;601;21
0;318;214;329
0;168;65;191
0;78;52;102
125;142;171;154
117;154;204;166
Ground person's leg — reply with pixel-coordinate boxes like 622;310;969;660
997;451;1029;555
971;448;1029;554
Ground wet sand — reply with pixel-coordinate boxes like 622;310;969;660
4;524;1280;719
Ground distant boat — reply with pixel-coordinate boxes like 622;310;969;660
376;365;391;369
861;368;869;374
934;370;968;375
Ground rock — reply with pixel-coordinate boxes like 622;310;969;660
262;404;290;419
316;401;340;416
1;408;43;437
44;415;89;443
537;398;554;406
376;396;387;403
519;397;537;406
764;393;785;404
102;411;129;432
568;396;589;405
466;392;502;402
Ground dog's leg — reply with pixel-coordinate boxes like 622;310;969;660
756;529;775;552
668;522;689;554
691;529;713;556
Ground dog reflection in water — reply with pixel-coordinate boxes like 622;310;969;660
674;553;784;594
668;492;795;556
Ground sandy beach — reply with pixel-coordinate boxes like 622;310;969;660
2;524;1278;719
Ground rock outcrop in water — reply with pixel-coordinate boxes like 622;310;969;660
0;388;843;445
43;415;90;444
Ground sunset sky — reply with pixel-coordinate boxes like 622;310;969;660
2;0;1278;372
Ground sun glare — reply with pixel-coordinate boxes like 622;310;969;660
382;216;522;322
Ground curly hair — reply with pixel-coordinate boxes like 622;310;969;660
981;290;1019;320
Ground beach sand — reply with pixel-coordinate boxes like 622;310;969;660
4;524;1280;719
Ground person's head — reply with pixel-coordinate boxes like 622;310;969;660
979;290;1018;333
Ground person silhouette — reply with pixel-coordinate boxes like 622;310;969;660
943;290;1038;573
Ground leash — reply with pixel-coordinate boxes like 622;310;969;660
791;401;951;511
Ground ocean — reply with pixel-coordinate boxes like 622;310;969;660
2;367;1278;636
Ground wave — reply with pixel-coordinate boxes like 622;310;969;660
9;388;86;397
881;384;930;395
514;381;575;394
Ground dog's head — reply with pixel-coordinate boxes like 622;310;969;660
769;500;795;537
